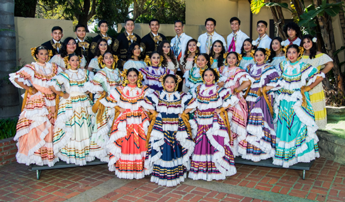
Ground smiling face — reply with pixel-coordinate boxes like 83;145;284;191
188;41;197;53
254;50;265;65
162;43;171;55
99;23;108;35
149;21;160;34
36;49;49;63
287;47;299;63
271;39;281;52
103;53;114;68
197;55;208;68
151;53;160;66
133;45;141;57
302;38;313;51
174;22;183;36
51;30;63;41
125;20;135;34
99;41;108;54
75;27;86;39
257;23;267;36
205;20;215;34
243;41;252;53
127;70;138;85
204;70;215;85
66;39;77;54
164;76;176;92
212;42;223;54
69;55;80;70
230;20;240;32
227;53;238;67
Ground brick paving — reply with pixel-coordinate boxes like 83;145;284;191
0;157;343;202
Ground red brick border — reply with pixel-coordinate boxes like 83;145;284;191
0;138;17;166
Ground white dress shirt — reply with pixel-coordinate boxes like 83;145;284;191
53;39;61;52
283;37;301;46
255;34;272;49
171;33;192;61
226;30;249;54
198;31;226;54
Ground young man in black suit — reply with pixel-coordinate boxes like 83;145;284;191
141;19;166;56
89;20;116;58
75;24;90;61
41;26;63;55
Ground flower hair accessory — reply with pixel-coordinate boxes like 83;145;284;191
144;55;150;66
237;53;243;63
75;39;79;43
159;55;164;66
122;69;143;87
223;53;228;60
312;37;317;43
140;47;143;52
98;55;105;68
265;48;271;62
31;46;51;61
170;42;174;47
249;49;255;58
297;46;305;60
107;39;112;45
209;56;214;66
63;55;81;69
197;42;201;47
281;41;286;46
200;67;220;83
194;55;198;64
252;40;258;46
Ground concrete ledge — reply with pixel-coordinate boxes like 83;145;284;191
318;130;345;165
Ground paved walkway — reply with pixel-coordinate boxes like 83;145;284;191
0;157;344;202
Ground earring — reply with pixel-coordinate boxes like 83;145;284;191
67;63;71;69
148;61;151;66
187;50;190;54
196;49;199;53
167;52;170;56
213;80;215;84
131;55;134;59
111;62;116;69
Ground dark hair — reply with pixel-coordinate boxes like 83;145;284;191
163;74;178;84
150;51;160;58
98;20;108;27
174;20;184;26
125;19;134;24
205;18;216;26
149;19;159;25
267;37;283;63
34;46;48;59
67;53;79;60
60;37;81;57
126;68;139;76
183;39;200;65
127;43;141;60
241;38;253;55
225;52;240;65
158;40;177;67
230;17;241;25
255;48;267;56
301;35;317;59
198;53;210;67
209;40;225;68
285;44;300;59
75;24;86;32
257;20;268;27
102;51;118;69
94;39;111;57
283;22;301;39
52;26;63;33
202;67;219;82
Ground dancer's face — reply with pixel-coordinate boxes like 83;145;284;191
162;43;171;55
133;45;141;57
127;71;138;85
197;55;208;68
255;51;265;65
69;56;80;70
212;42;222;54
188;41;197;53
36;49;49;63
227;53;238;67
103;53;114;68
243;41;252;53
271;39;281;52
164;77;176;92
151;53;160;66
204;70;215;85
287;47;299;63
302;38;313;51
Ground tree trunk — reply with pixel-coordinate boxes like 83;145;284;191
314;0;345;93
269;7;285;38
0;0;20;118
133;0;139;20
77;0;91;32
336;0;345;43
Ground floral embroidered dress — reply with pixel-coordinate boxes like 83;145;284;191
50;69;94;166
300;53;332;129
123;60;146;70
181;58;195;93
88;67;121;162
189;84;238;181
105;85;152;179
184;66;205;91
9;62;62;166
243;64;280;161
220;66;253;157
140;66;173;91
273;60;321;167
269;56;286;76
143;91;196;187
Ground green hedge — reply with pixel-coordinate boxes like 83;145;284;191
0;119;17;140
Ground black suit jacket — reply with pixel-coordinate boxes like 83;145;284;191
41;39;60;56
76;38;90;62
141;33;166;56
113;32;142;61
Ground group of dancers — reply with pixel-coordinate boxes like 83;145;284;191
10;17;334;187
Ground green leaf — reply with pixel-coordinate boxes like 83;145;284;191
250;0;265;14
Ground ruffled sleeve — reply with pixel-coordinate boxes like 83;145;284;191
181;93;196;110
88;71;106;93
50;55;65;68
88;58;100;71
9;65;35;88
310;53;333;70
80;56;87;68
260;65;280;90
143;91;159;111
218;87;239;108
49;72;68;92
303;63;321;86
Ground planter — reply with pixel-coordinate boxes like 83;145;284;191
0;137;17;166
317;106;345;164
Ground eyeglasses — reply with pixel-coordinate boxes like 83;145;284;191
67;42;76;45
